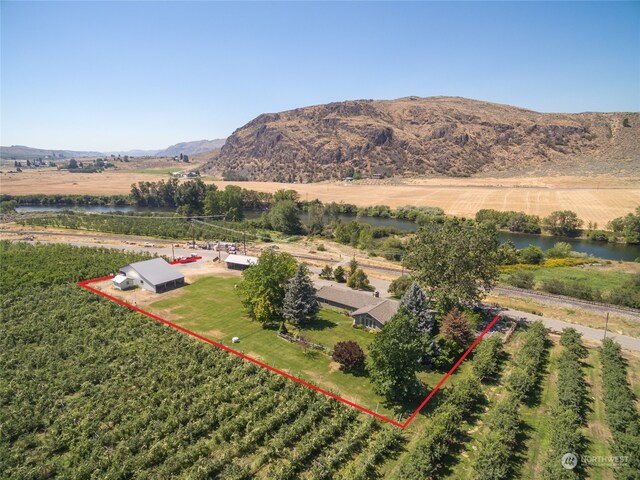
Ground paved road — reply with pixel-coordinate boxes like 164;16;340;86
501;307;640;352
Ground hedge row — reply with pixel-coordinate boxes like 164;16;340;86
600;338;640;479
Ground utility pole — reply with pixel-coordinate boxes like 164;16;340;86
243;230;246;255
172;243;175;261
603;312;610;339
191;220;196;248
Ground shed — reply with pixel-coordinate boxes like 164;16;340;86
225;254;258;271
112;274;134;291
119;258;185;293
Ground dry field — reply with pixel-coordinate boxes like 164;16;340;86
211;178;639;226
1;167;638;225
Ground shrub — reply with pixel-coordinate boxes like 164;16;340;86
388;275;413;298
472;336;503;382
333;266;346;283
319;264;333;280
506;270;534;289
316;243;326;251
347;268;372;290
332;341;366;371
517;245;544;265
544;241;572;258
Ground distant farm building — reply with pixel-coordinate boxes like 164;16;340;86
225;254;258;271
315;285;400;331
117;258;185;293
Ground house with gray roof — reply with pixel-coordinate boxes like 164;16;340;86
118;258;185;293
315;285;400;331
351;300;399;330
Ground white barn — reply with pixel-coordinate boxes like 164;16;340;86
118;258;185;293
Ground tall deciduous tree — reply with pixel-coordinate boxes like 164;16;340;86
238;251;297;324
268;200;303;234
404;217;499;313
282;265;319;325
542;210;583;237
366;308;424;401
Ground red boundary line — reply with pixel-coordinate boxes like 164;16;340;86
78;275;499;429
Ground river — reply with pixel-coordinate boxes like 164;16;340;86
16;205;639;261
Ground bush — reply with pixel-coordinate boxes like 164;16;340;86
472;336;503;382
316;243;326;251
388;275;412;298
333;266;346;283
505;321;548;403
541;279;600;301
347;268;372;290
506;270;534;289
517;245;544;265
544;242;572;258
319;264;333;280
332;341;366;371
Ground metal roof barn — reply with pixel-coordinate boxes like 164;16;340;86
224;254;258;271
120;258;185;293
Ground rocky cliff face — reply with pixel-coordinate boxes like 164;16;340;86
206;97;639;181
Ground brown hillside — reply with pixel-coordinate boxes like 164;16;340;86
205;96;639;182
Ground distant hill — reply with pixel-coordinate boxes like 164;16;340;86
1;138;226;160
0;145;103;160
206;96;639;181
154;139;226;157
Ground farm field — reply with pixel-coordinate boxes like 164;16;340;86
3;241;639;479
2;168;638;225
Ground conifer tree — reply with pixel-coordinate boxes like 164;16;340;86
400;281;435;335
282;264;319;325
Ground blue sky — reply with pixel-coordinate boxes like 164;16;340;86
2;1;639;151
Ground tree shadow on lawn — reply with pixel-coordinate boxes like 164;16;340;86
302;317;339;331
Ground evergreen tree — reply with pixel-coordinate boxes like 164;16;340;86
282;264;319;326
348;257;358;276
319;264;333;280
441;307;473;349
400;281;435;335
347;268;371;290
333;266;346;283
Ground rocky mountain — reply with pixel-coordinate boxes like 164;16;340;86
206;96;639;181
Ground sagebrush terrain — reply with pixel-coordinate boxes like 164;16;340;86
208;96;639;181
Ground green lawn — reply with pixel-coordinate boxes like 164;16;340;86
150;276;392;414
529;266;633;292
